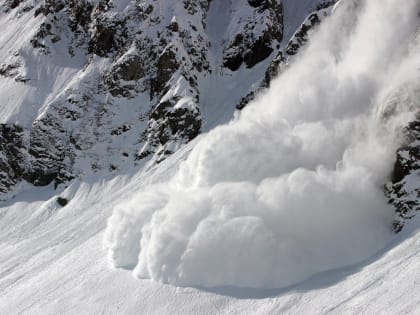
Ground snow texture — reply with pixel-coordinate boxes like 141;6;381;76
1;0;323;198
1;159;420;315
104;0;420;289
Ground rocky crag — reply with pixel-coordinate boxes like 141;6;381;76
0;0;331;196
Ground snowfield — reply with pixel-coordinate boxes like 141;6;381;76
1;0;420;313
0;156;419;314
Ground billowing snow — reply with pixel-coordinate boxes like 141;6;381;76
1;0;420;313
104;0;420;288
1;145;420;315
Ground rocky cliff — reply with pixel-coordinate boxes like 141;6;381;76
0;0;333;196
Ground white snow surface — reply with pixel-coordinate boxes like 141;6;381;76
104;0;420;289
1;147;420;314
1;0;420;313
0;2;88;127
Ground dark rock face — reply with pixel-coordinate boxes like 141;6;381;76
0;124;26;196
243;33;275;68
0;62;28;83
223;0;283;71
286;13;321;56
8;0;24;9
32;0;129;57
248;0;265;8
88;16;127;57
56;196;69;207
386;117;420;232
2;0;26;12
236;2;335;110
68;0;93;31
103;54;145;97
263;51;285;86
150;100;201;143
139;96;202;163
183;0;210;15
25;116;74;187
151;49;180;99
0;119;74;199
115;56;144;82
30;21;61;53
391;121;420;183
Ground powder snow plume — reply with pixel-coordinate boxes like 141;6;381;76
104;0;420;289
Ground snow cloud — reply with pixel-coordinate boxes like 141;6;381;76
104;0;420;289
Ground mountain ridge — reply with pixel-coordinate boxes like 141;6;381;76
0;0;333;196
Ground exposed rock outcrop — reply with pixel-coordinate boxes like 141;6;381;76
0;124;26;197
386;117;420;232
223;0;283;71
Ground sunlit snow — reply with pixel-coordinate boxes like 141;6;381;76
105;0;420;288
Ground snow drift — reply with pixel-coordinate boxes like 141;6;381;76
104;0;420;289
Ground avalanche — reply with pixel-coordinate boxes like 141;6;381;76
0;0;419;313
104;0;420;289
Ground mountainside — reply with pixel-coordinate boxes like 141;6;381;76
0;0;333;199
2;0;417;229
0;0;420;313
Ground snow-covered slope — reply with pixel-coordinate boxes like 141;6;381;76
0;148;419;314
0;0;336;200
1;0;420;313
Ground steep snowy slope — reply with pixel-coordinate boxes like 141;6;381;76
0;144;419;315
1;0;420;313
0;0;344;213
0;0;333;201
